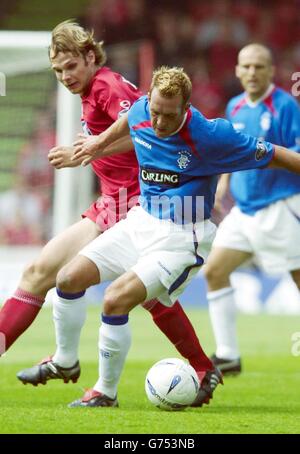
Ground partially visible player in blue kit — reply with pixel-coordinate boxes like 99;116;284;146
205;44;300;375
47;66;300;407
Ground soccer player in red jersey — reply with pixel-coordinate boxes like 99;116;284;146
0;21;216;404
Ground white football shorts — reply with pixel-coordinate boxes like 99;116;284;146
79;205;216;306
213;193;300;274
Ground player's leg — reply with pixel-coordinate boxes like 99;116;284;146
18;219;136;392
286;196;300;292
100;197;217;374
290;269;300;290
70;270;150;407
0;218;100;354
138;218;223;406
51;254;101;366
205;246;251;371
98;220;217;375
17;253;101;386
21;218;100;294
67;219;145;407
18;214;139;392
144;218;217;375
133;225;223;408
69;262;216;407
69;214;220;408
281;194;300;297
143;299;213;372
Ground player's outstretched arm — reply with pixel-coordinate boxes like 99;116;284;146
102;135;134;157
269;145;300;174
72;113;130;166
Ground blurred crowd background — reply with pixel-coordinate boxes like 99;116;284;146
84;0;300;117
0;0;299;245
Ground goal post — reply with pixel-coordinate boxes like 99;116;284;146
53;82;94;235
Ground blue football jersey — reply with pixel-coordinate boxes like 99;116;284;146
127;95;274;223
227;85;300;214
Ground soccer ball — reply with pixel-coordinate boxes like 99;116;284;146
145;358;200;411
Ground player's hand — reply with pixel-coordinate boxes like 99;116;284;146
72;133;105;166
48;146;83;168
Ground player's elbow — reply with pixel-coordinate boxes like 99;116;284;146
270;145;300;173
267;145;283;169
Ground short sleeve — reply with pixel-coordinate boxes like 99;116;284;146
202;118;274;174
97;86;132;122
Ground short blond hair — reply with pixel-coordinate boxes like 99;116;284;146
50;20;106;66
150;66;192;105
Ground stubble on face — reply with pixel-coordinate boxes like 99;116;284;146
149;87;187;137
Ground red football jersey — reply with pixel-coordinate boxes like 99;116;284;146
81;67;142;204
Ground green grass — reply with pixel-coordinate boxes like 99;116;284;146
0;306;300;434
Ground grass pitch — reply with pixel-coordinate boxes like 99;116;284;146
0;306;300;434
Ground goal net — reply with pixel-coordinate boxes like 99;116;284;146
0;31;154;301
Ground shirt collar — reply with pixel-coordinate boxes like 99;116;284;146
245;83;275;107
170;112;188;136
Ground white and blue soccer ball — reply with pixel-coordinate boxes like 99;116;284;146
145;358;200;411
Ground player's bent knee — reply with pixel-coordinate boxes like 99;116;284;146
57;255;100;294
204;263;230;288
103;293;121;315
103;286;129;315
56;267;81;293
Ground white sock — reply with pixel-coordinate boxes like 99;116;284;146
208;287;240;360
93;314;131;399
52;289;87;367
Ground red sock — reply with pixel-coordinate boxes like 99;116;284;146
143;300;213;372
0;288;44;354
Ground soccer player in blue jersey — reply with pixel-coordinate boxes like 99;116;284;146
22;66;300;408
204;44;300;375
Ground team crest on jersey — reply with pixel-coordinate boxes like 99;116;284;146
118;100;131;118
255;140;267;161
260;112;271;132
177;150;191;169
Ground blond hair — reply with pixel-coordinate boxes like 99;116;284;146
50;20;106;66
150;66;192;105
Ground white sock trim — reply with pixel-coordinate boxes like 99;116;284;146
207;287;234;301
